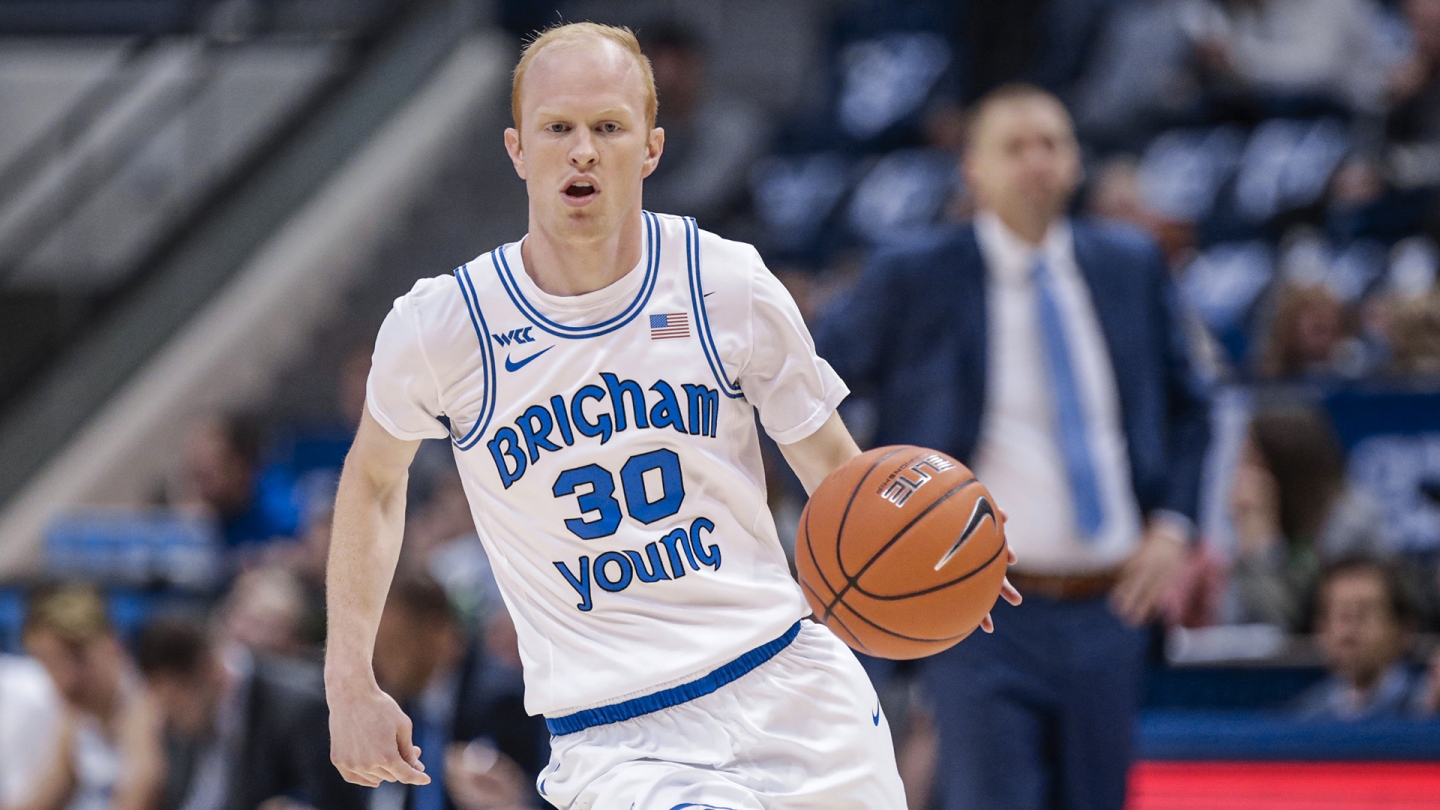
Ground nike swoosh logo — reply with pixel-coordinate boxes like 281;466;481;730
934;496;997;571
704;291;716;298
872;703;881;725
505;345;553;372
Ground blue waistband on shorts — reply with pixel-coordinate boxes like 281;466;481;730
544;621;803;736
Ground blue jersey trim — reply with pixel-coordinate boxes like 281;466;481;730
451;261;499;450
493;211;661;339
544;621;801;735
683;217;743;399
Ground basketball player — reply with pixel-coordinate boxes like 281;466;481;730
324;23;1018;809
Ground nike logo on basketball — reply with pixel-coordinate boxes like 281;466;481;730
933;496;996;571
505;346;553;372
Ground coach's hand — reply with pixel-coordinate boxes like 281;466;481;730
1112;522;1188;625
328;678;429;787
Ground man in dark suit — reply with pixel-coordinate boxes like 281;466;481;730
137;619;365;810
818;83;1211;810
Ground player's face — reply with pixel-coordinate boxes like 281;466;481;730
505;40;663;241
964;97;1081;226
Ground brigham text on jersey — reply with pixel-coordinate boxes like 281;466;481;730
487;372;721;488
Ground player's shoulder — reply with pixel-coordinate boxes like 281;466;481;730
394;269;467;317
651;213;768;314
394;253;498;325
380;261;487;367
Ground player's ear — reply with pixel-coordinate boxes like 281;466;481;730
504;127;527;180
641;126;664;179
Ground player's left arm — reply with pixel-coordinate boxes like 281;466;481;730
776;411;1021;630
773;410;862;496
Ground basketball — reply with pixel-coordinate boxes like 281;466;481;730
796;445;1009;659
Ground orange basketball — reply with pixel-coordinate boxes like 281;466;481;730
796;445;1009;659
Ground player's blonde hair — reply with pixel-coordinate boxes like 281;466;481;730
511;22;658;132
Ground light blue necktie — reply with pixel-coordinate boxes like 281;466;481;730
1032;258;1106;540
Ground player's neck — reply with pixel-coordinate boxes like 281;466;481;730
521;209;646;297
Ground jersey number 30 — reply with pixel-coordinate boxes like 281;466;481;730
551;449;685;539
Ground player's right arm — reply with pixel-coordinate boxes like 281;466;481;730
324;407;429;788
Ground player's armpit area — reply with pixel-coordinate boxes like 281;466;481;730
776;410;862;496
346;405;425;486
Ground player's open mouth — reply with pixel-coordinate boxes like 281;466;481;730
564;181;597;199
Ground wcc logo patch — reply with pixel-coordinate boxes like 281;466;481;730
491;327;536;347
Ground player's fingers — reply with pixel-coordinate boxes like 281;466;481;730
997;507;1009;526
1000;577;1023;606
395;718;426;774
377;756;432;786
980;613;995;633
1006;545;1018;566
337;766;383;788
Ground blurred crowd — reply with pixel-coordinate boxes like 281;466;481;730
8;0;1440;808
673;0;1440;686
0;349;549;808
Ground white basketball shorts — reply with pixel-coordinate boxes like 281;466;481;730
535;620;906;810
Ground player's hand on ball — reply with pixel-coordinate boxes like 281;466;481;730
979;508;1022;634
328;681;430;787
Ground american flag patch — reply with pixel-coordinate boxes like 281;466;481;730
649;312;690;340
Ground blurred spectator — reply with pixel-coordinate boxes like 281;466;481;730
1228;405;1385;628
178;414;299;551
638;22;770;228
1087;155;1196;266
1293;556;1434;718
958;0;1111;103
20;585;164;810
404;469;476;566
0;653;63;807
371;573;544;810
1070;0;1201;151
338;345;372;430
136;619;361;810
1255;282;1353;379
1183;0;1396;116
1388;0;1440;148
1387;289;1440;375
426;530;507;634
215;567;314;659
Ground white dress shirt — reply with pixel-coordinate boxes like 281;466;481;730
0;655;61;807
970;212;1144;574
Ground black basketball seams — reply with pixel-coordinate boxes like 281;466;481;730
801;500;840;605
832;447;909;581
819;447;908;623
800;578;877;657
822;476;979;623
850;536;1007;601
799;513;838;602
830;596;975;645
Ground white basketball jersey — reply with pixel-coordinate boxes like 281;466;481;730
366;212;847;716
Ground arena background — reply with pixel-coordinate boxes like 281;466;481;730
0;0;1438;807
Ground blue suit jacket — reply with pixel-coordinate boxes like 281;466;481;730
816;219;1211;521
